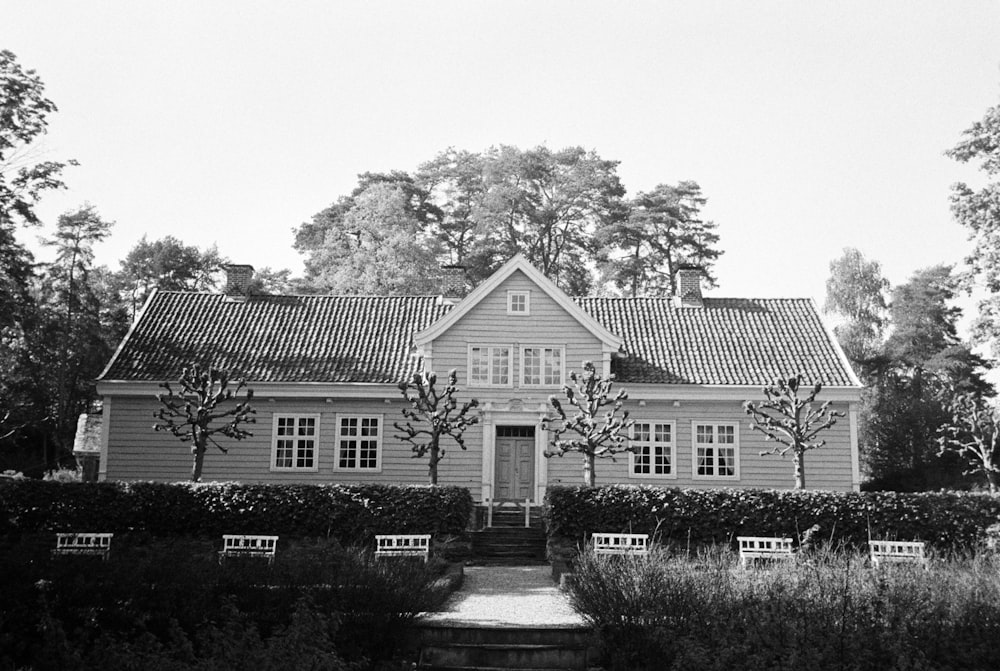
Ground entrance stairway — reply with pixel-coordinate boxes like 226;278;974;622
471;505;546;561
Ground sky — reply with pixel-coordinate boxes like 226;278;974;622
5;1;1000;321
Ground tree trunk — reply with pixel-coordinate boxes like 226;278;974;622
987;469;998;495
794;450;806;490
428;443;439;485
583;453;596;487
191;437;207;482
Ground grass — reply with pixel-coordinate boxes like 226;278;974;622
568;544;1000;671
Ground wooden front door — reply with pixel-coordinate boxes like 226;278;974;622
494;426;535;500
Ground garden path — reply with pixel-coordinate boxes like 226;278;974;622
419;564;585;627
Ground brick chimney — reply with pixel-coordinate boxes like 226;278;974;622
439;265;468;305
675;264;704;308
223;264;254;297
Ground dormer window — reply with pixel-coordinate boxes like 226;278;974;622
507;290;530;315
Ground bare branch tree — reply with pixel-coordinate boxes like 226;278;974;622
394;369;479;485
152;365;255;482
743;374;845;490
544;360;634;486
937;392;1000;494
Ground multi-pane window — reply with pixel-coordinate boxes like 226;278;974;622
272;415;318;470
630;421;675;478
469;346;511;386
336;415;381;470
521;347;563;386
507;290;530;315
694;422;738;478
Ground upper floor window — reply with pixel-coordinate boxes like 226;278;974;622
336;415;381;471
629;421;676;478
521;346;564;387
693;422;739;479
469;345;512;386
507;290;530;315
271;414;319;471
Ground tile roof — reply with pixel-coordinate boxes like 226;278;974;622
100;292;857;387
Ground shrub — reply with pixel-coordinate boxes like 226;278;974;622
568;547;1000;671
544;485;1000;553
0;481;473;542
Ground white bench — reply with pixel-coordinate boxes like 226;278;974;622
219;534;279;564
738;536;794;567
53;532;113;560
592;533;650;556
869;540;927;569
375;534;431;561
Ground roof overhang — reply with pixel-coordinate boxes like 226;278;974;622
96;380;405;400
621;383;864;403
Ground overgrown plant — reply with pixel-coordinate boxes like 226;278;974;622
395;369;479;485
152;365;255;482
545;361;634;486
938;391;1000;493
743;374;845;489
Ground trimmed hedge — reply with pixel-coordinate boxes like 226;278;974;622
544;485;1000;551
0;480;472;542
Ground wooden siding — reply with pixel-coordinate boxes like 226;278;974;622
544;400;855;492
430;270;606;391
104;396;485;494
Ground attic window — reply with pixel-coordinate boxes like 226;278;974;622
507;290;530;315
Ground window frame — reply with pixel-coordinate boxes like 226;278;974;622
691;420;740;481
334;413;384;472
467;344;514;388
520;345;566;388
269;413;320;472
506;290;531;315
628;419;677;479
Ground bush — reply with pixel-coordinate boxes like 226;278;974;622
0;481;473;542
544;485;1000;553
0;534;451;670
568;547;1000;671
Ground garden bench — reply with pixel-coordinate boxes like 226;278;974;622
592;532;650;556
219;534;279;564
737;536;794;567
52;532;113;560
374;534;431;561
868;540;927;569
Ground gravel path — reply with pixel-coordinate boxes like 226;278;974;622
419;565;586;628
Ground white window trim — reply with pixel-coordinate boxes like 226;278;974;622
334;413;384;472
467;344;514;388
691;420;740;480
628;420;677;480
520;345;566;388
507;290;530;315
270;413;320;472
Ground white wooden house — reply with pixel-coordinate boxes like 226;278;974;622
95;255;863;496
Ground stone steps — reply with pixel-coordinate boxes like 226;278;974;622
416;624;594;670
472;526;547;560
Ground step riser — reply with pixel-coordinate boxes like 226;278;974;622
420;644;587;669
416;626;592;647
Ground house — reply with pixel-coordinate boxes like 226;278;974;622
95;255;863;496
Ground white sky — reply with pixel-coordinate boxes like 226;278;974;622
6;1;1000;317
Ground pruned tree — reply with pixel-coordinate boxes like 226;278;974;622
743;375;845;490
937;392;1000;493
394;369;479;485
152;365;256;482
544;361;634;486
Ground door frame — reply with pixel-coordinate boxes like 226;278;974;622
480;401;549;504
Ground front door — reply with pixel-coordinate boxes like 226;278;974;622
494;426;535;500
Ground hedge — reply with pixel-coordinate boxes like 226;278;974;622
544;485;1000;551
0;480;473;542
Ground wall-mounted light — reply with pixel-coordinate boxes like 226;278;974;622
325;398;333;403
638;400;647;407
672;400;681;407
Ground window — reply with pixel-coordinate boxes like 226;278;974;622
469;345;512;386
271;414;319;471
693;422;739;479
521;346;564;386
336;415;382;471
629;421;676;478
507;290;530;315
